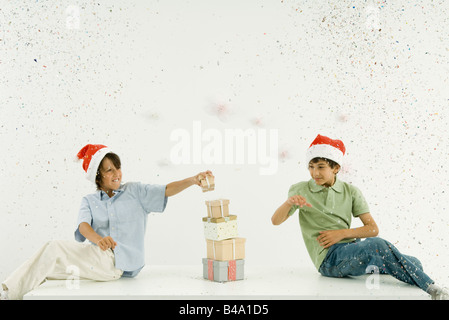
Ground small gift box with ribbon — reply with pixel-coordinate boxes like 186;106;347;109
202;215;238;241
200;175;215;192
205;199;230;219
206;237;246;261
202;258;245;282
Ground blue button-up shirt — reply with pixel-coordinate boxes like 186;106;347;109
74;182;168;276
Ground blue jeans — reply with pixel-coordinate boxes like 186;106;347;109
318;237;434;291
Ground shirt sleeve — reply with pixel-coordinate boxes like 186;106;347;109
136;182;168;213
287;185;299;216
74;196;93;242
351;185;370;217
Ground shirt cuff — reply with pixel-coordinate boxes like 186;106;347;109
74;220;91;242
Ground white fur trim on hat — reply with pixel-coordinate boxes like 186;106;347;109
86;147;113;183
305;144;344;168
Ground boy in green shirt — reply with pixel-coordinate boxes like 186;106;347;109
271;134;448;300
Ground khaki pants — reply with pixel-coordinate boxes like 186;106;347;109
2;240;123;300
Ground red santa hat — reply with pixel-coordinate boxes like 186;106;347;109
76;144;113;183
306;134;346;167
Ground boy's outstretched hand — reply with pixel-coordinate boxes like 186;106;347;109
272;195;312;225
165;170;214;197
193;170;214;187
286;195;312;208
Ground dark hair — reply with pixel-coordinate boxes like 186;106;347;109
309;157;339;169
95;152;121;190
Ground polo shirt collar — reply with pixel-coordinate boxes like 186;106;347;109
98;185;125;200
308;177;343;193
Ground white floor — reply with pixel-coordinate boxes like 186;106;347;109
23;265;430;300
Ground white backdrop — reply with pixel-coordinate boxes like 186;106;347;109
1;0;448;286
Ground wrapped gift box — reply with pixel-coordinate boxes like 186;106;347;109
200;175;215;192
203;215;238;241
206;237;246;261
202;258;244;282
205;199;230;218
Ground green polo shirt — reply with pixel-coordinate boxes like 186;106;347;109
287;177;370;270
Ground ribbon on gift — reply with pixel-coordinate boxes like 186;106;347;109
209;240;238;282
205;176;210;189
228;260;237;281
228;240;237;281
201;175;213;191
207;259;214;281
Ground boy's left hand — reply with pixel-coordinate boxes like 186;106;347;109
317;229;346;248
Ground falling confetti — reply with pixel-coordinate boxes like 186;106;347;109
205;100;234;122
250;116;264;127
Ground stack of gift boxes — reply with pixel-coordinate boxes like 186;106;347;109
200;176;246;282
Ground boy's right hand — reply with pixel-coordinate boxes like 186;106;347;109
286;195;312;208
194;170;214;187
97;236;117;251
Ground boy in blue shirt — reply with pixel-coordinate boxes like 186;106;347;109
272;134;448;300
1;144;212;300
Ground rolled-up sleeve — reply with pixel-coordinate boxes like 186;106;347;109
287;185;300;216
74;197;93;242
136;182;168;213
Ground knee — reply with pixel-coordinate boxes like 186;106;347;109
364;237;392;254
43;240;65;252
365;237;387;247
413;258;423;270
404;255;423;271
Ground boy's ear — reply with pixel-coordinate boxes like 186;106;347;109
334;164;341;174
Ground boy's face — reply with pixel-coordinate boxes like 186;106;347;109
99;157;122;191
308;160;340;187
